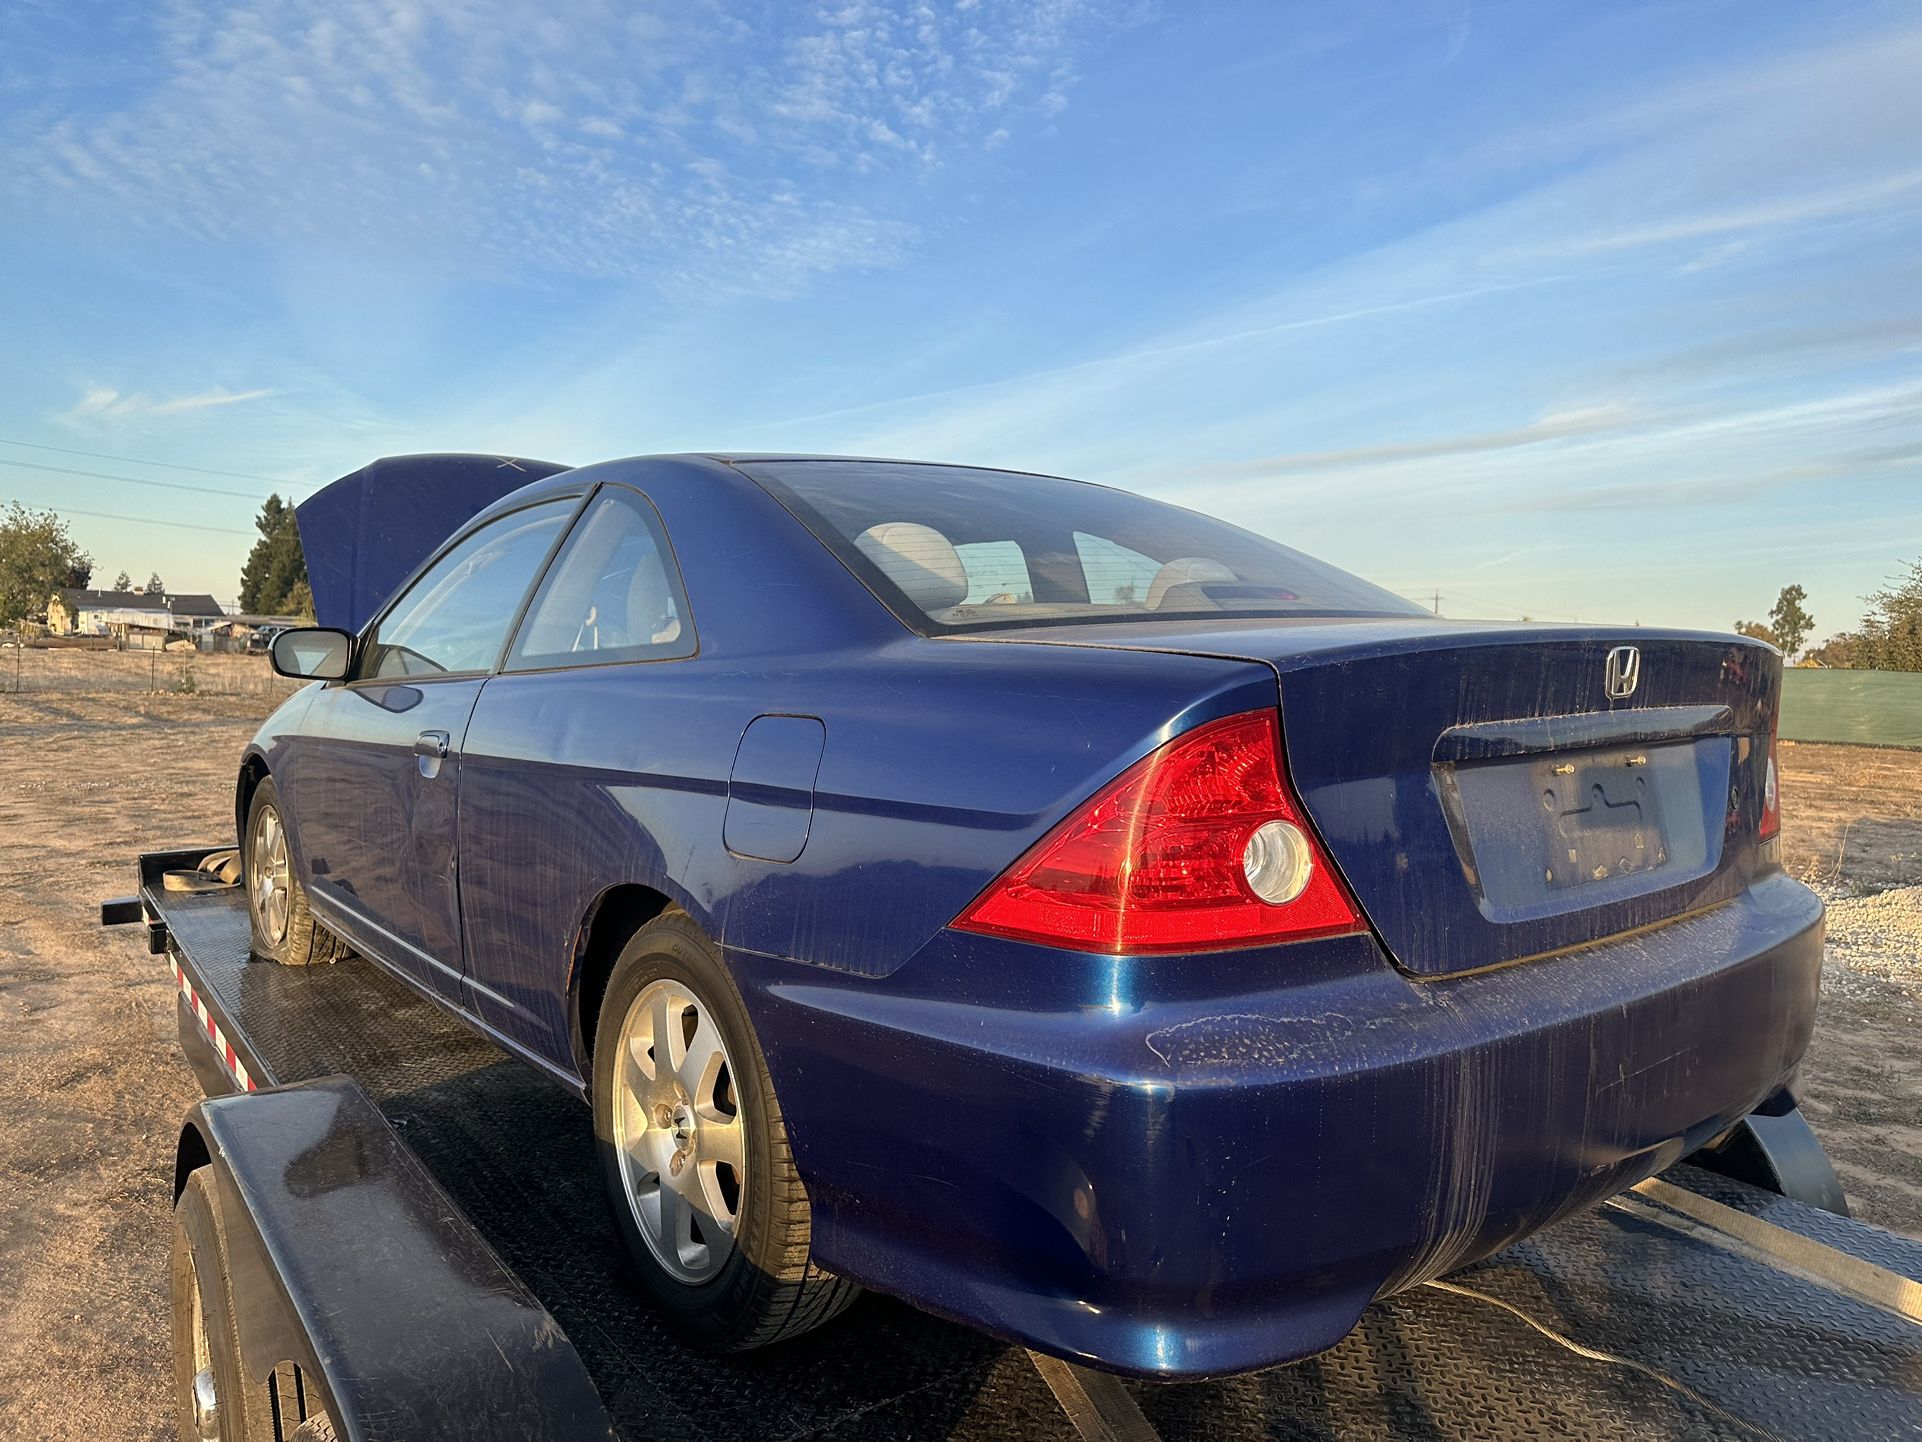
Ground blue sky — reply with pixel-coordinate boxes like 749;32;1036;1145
3;1;1919;636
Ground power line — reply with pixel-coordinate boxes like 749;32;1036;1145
1441;585;1584;622
8;503;256;538
0;456;274;500
0;435;299;486
1397;587;1584;623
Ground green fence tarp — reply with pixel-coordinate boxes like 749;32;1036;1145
1780;669;1922;749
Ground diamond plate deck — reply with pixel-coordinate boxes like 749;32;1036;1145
156;887;1922;1440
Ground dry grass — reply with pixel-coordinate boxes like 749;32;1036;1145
0;646;304;699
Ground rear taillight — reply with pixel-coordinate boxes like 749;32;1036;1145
1760;726;1781;841
952;710;1365;954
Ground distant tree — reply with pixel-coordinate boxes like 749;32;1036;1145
112;569;131;592
1806;632;1865;668
238;494;311;615
1860;559;1922;672
146;571;165;596
1734;620;1777;647
1767;584;1813;659
0;502;93;628
1805;559;1922;671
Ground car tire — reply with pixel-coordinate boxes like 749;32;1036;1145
244;776;343;966
592;910;859;1352
173;1168;274;1442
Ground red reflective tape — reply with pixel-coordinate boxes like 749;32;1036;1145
166;954;254;1091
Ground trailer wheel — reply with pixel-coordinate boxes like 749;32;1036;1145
593;911;860;1352
172;1169;272;1441
244;777;342;966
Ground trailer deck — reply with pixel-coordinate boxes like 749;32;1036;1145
122;848;1922;1440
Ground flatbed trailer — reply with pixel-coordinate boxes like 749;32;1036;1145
110;846;1922;1441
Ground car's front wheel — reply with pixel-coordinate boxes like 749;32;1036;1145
244;776;343;966
592;911;858;1351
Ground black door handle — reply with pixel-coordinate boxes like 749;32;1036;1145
414;730;451;759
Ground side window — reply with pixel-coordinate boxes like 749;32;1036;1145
362;500;575;679
1074;532;1163;606
954;540;1034;604
505;487;695;670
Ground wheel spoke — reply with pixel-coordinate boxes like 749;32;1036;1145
699;1113;745;1172
626;1028;656;1084
678;1009;725;1098
651;988;679;1076
658;1171;697;1263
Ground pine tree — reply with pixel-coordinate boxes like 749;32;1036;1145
238;495;310;615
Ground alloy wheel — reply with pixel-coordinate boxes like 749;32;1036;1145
611;977;745;1284
250;806;291;947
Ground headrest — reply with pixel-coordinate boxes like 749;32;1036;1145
854;522;969;612
626;550;672;642
1146;556;1237;610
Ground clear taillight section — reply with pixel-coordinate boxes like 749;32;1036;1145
951;710;1365;954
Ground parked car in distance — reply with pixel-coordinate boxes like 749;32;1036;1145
244;452;1822;1378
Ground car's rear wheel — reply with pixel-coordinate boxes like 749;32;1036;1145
592;911;858;1351
244;777;343;966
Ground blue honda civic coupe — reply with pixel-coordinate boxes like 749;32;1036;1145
246;452;1822;1378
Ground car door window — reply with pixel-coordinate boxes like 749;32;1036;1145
505;487;696;670
954;540;1034;604
362;499;576;679
1073;532;1165;607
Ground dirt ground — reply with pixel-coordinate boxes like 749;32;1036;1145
0;695;1918;1440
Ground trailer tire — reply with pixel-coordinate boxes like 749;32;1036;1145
173;1168;273;1442
244;777;343;966
593;910;860;1352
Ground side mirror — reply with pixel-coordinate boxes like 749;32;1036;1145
270;627;353;681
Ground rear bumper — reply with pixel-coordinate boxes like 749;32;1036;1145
734;872;1824;1378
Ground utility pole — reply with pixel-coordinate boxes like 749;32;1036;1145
1432;590;1441;615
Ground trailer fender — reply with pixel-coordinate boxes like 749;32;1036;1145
175;1076;615;1442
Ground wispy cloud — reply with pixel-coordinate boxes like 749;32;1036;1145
797;16;1922;486
1173;404;1638;480
6;1;1122;297
59;384;274;423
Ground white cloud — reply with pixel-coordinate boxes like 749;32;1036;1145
59;385;275;423
7;1;1121;297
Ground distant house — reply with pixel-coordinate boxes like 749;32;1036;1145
46;588;226;648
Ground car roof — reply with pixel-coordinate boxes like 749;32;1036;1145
471;452;1075;519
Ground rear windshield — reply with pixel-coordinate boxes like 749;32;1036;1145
743;460;1424;634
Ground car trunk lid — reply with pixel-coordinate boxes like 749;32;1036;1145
296;454;572;635
976;618;1781;976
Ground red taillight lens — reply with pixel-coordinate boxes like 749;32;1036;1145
1760;727;1781;841
952;710;1365;954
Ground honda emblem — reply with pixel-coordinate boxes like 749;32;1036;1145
1604;645;1640;700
